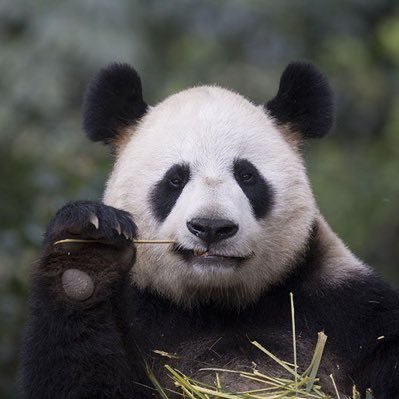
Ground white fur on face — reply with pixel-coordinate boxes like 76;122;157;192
103;86;316;307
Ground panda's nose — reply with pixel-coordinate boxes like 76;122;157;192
186;218;238;244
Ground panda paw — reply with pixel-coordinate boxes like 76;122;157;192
45;200;137;248
41;201;137;301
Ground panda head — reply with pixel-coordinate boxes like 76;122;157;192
83;62;334;307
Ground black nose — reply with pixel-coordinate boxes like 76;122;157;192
186;218;238;244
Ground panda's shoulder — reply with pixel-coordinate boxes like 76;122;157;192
273;217;399;333
295;270;399;346
301;271;399;313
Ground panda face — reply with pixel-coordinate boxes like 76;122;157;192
103;86;316;307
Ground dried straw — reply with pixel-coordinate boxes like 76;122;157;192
147;294;373;399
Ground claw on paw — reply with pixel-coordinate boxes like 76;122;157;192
89;213;99;230
114;221;122;235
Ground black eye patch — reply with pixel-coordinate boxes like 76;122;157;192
233;159;274;219
150;163;190;221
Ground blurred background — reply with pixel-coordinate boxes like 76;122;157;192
1;0;398;397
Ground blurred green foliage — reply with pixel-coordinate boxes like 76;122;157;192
0;1;398;397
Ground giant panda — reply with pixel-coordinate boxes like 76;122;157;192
21;62;399;399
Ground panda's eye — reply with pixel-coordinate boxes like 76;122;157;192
166;164;190;190
239;172;254;183
150;163;191;221
169;177;184;188
233;159;274;219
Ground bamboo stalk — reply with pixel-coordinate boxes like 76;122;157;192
53;238;175;246
290;292;298;393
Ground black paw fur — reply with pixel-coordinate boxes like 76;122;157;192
44;200;137;248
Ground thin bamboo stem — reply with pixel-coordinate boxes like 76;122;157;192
53;238;175;246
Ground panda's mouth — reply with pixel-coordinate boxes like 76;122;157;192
173;245;250;263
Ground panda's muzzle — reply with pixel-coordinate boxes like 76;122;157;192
172;218;250;262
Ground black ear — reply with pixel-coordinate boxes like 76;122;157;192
266;62;334;139
82;63;148;144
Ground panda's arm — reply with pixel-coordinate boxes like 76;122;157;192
348;280;399;399
301;275;399;398
354;337;399;399
21;201;151;399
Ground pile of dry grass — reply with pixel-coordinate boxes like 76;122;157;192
147;294;373;399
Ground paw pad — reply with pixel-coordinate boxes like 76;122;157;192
62;269;94;301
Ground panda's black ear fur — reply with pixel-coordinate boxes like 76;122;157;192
266;62;334;139
83;63;148;145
